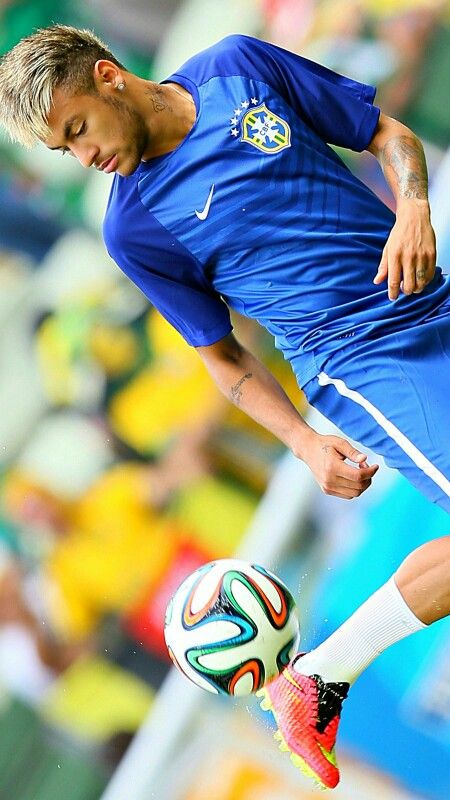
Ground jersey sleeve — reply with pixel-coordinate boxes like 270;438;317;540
236;35;380;151
103;189;232;348
177;34;380;152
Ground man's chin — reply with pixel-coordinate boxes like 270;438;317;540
116;155;141;177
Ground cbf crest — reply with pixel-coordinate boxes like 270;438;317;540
229;98;292;154
240;103;291;154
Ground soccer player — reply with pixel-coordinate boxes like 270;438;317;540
0;26;448;789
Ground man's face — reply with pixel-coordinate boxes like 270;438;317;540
45;85;149;176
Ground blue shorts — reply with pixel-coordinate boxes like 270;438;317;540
303;301;450;514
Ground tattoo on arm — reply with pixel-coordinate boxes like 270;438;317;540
380;135;428;200
230;372;253;405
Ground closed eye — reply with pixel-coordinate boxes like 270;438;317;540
60;122;86;156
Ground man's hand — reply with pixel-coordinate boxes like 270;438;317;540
373;200;436;301
296;431;379;500
197;333;379;500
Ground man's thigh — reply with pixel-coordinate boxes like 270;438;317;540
304;315;450;513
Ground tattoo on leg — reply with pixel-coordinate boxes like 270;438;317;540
231;372;253;405
381;135;428;200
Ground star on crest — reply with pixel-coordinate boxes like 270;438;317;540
241;100;250;109
234;108;242;117
231;128;239;137
230;116;238;125
251;97;258;105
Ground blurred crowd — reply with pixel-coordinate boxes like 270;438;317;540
0;0;448;796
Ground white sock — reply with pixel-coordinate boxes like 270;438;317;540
295;576;427;685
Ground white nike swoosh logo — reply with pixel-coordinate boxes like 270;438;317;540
195;183;215;221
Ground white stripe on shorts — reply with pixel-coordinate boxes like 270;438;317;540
318;371;450;498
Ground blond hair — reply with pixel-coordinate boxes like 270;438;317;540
0;24;125;148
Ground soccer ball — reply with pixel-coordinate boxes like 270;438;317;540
164;558;300;696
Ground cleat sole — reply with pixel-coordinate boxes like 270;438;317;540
275;730;290;753
258;690;274;713
290;752;326;788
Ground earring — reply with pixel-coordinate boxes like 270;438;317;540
117;82;125;91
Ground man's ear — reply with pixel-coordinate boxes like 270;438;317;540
93;59;122;90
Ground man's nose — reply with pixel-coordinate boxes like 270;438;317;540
71;143;98;169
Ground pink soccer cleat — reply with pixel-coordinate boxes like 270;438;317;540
258;654;349;790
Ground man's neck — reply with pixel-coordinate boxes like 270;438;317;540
140;80;196;160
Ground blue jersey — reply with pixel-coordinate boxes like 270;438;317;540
103;34;449;387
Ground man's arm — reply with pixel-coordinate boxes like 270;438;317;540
367;112;436;301
196;333;378;500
